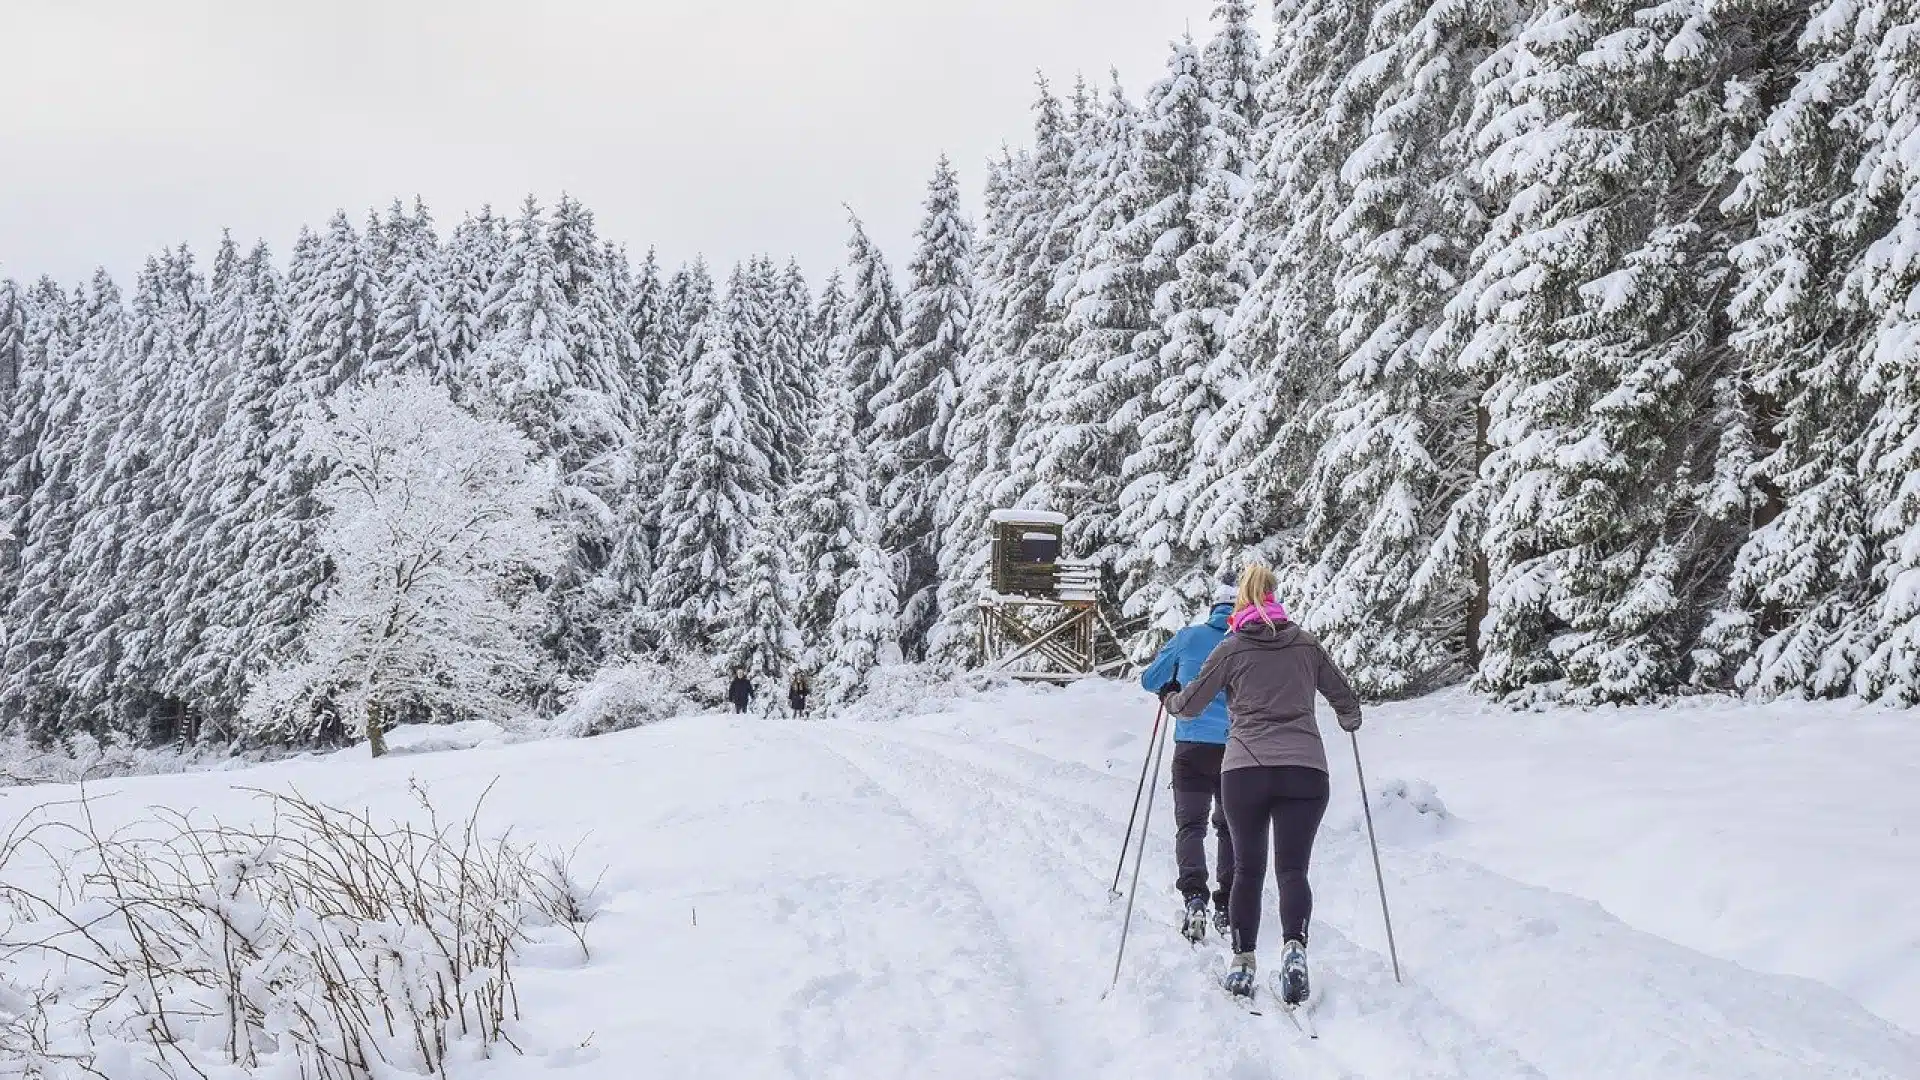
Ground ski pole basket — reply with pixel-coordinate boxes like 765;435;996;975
978;509;1129;682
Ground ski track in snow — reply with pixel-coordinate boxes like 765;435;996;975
795;718;1555;1079
5;697;1916;1080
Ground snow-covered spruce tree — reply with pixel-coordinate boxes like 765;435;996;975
58;247;215;740
797;362;900;701
368;198;451;382
1109;36;1224;642
286;212;378;399
623;247;670;419
161;235;248;661
54;267;147;736
169;240;290;734
723;258;787;484
1186;0;1381;570
1036;76;1152;568
994;83;1080;514
840;212;902;438
0;281;88;738
606;247;667;649
0;275;34;624
551;196;642;446
0;279;23;421
766;257;816;486
1155;1;1267;591
555;224;646;667
651;258;718;461
1008;80;1095;517
876;157;973;660
724;515;799;685
783;362;868;663
0;281;55;565
242;375;560;756
929;155;1018;666
1279;0;1509;698
1709;0;1920;703
472;198;581;430
929;90;1078;664
115;248;219;738
619;259;721;650
1444;0;1774;704
1017;76;1099;520
474;197;633;677
824;504;902;704
810;267;847;379
1844;2;1920;704
548;194;602;304
0;283;60;596
441;205;505;389
649;304;770;650
1712;0;1904;699
1168;1;1264;548
150;240;252;738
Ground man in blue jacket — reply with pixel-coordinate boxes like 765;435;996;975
1139;580;1237;942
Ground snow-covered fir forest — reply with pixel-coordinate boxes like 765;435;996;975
3;0;1920;753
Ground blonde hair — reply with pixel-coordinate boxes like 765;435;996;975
1235;563;1280;627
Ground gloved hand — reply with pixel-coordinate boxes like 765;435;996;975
1339;712;1363;733
1157;680;1182;705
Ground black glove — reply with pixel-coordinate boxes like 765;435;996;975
1157;680;1182;705
1339;712;1363;733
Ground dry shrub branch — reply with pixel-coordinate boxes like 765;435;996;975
0;781;597;1080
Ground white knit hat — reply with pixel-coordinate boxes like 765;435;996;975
1212;581;1238;606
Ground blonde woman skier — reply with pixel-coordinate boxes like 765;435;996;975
1159;564;1363;1006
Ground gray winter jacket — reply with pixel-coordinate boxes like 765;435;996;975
1166;620;1362;774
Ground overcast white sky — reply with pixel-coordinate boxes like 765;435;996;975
0;0;1234;289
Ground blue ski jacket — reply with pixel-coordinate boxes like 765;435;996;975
1139;604;1233;745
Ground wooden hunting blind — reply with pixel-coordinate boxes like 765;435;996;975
978;509;1126;682
990;511;1065;598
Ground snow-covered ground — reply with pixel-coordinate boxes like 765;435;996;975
1365;688;1920;1037
2;677;1915;1078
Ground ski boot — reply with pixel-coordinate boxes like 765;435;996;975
1181;895;1210;944
1223;952;1257;1000
1278;939;1310;1008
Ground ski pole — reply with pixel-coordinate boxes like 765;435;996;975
1104;710;1169;998
1350;729;1402;984
1108;703;1167;898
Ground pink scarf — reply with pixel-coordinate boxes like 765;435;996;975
1228;595;1290;633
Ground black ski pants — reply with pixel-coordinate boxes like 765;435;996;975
1171;741;1234;910
1222;764;1329;953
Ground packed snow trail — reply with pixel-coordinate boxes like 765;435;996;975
4;682;1916;1079
789;717;1546;1079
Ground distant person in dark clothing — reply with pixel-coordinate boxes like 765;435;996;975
727;669;753;714
788;671;811;716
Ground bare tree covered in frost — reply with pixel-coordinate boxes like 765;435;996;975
242;375;561;755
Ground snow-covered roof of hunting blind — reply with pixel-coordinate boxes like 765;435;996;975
988;509;1068;527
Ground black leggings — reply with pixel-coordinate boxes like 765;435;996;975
1222;765;1329;954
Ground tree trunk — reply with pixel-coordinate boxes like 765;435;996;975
1466;395;1492;667
366;700;388;759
